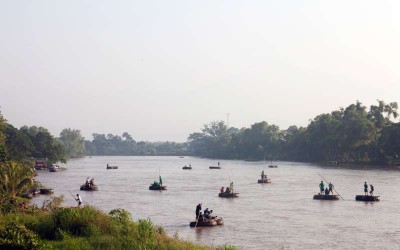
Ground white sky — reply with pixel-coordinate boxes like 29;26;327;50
1;1;399;142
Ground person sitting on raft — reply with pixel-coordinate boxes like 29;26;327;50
324;187;329;195
369;184;374;196
328;182;334;194
220;187;224;193
204;208;210;219
364;182;368;196
319;181;324;195
225;187;231;193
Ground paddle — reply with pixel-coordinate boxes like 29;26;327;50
317;172;344;200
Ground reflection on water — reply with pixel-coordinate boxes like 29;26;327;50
33;156;400;249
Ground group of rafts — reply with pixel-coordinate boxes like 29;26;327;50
79;163;380;228
314;180;379;201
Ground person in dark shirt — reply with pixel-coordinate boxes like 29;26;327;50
364;182;368;196
195;203;202;217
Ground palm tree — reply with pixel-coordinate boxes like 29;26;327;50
0;161;35;197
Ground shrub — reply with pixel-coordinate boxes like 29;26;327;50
0;218;49;250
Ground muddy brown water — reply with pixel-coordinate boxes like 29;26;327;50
33;156;400;249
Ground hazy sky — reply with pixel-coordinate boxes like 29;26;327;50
1;1;400;142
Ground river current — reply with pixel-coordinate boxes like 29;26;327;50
33;156;400;249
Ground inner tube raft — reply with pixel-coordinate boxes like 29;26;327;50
355;195;380;201
258;179;271;183
218;192;239;198
80;184;98;191
189;217;224;227
209;166;221;169
313;194;340;200
149;184;167;190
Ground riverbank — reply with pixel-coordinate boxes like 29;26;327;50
0;204;235;250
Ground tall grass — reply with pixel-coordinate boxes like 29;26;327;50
0;206;236;250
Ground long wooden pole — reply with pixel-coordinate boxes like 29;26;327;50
317;172;344;200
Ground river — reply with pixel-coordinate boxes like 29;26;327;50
33;156;400;249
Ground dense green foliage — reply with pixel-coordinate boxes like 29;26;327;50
85;132;187;156
188;101;400;165
59;129;85;158
0;206;234;250
1;124;66;164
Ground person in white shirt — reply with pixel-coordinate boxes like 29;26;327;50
76;194;82;207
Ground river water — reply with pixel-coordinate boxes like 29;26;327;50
33;156;400;249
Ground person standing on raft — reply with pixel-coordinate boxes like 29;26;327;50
159;176;163;186
319;181;324;195
261;170;265;180
364;182;368;195
369;184;374;196
328;182;334;194
195;203;202;217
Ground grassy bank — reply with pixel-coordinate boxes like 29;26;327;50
0;204;235;250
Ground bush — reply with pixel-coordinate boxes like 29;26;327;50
0;218;49;250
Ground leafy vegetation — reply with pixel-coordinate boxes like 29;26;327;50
0;206;234;250
187;100;400;165
85;132;187;156
59;129;85;158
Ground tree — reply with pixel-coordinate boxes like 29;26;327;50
0;162;34;198
59;128;85;158
0;110;7;163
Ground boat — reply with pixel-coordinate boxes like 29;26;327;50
80;184;98;191
40;188;54;195
34;160;48;170
268;165;278;168
209;166;221;169
182;165;192;170
106;165;118;169
258;178;271;183
189;217;224;227
48;164;59;172
179;156;185;158
313;194;340;200
218;192;239;198
149;183;167;190
355;195;380;201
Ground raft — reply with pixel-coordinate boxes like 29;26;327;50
268;165;278;168
40;188;54;195
106;165;118;169
355;195;380;201
80;184;98;191
313;194;340;200
182;166;192;170
189;220;217;227
149;184;167;190
258;179;271;183
209;166;221;169
218;192;239;198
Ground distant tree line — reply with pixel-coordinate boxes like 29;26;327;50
2;100;400;165
187;100;400;165
84;133;187;156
